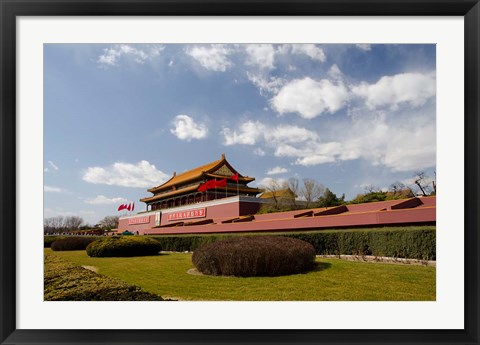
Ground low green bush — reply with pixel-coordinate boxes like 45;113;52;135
86;236;162;257
150;226;436;260
44;252;163;301
44;236;66;248
192;236;316;277
51;237;98;251
284;228;436;260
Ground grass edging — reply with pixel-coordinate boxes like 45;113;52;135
317;255;436;266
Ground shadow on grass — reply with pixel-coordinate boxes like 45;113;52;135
311;261;332;272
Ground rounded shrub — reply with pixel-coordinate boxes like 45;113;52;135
86;236;162;257
51;237;99;251
192;236;316;277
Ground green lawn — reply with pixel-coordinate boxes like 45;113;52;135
46;249;435;301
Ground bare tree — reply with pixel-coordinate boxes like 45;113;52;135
301;178;324;209
260;178;286;210
64;216;84;231
432;171;436;194
413;171;432;196
364;184;380;193
52;216;65;232
99;216;119;230
388;181;414;199
44;217;57;234
44;216;65;234
287;177;300;208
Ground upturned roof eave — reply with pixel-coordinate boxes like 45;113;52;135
147;156;226;193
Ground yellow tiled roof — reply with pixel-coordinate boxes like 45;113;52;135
141;184;202;202
146;154;258;196
148;156;225;193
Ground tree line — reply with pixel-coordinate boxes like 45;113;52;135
258;171;436;214
44;215;119;234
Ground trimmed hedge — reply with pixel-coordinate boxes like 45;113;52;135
44;236;66;248
284;229;436;260
150;226;436;260
44;252;163;301
192;236;316;277
86;236;162;257
51;237;98;251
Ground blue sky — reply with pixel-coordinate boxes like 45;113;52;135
44;43;436;225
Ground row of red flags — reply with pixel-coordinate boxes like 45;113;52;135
117;202;135;212
198;173;238;192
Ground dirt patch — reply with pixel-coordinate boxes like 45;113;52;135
187;268;203;276
82;265;99;273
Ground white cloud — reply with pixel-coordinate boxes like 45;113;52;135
266;166;289;175
222;121;265;146
85;195;128;205
274;144;307;158
48;160;59;171
97;44;164;66
271;77;349;119
230;108;435;172
287;111;436;172
170;115;208;141
245;44;276;70
264;125;318;144
352;72;436;109
44;185;63;193
279;44;326;62
44;160;60;173
222;122;317;148
246;72;286;96
253;148;266;156
328;64;343;80
295;154;337;166
98;47;121;65
185;44;233;72
258;177;288;188
82;160;169;188
356;44;372;51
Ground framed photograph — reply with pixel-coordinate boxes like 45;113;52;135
1;0;479;344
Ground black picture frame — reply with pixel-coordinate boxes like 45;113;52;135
1;1;479;344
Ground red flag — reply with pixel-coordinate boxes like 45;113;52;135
117;204;127;211
132;202;135;211
126;203;131;211
231;173;239;182
215;178;227;188
206;180;217;189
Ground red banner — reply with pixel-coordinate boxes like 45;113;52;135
127;216;150;225
167;208;206;221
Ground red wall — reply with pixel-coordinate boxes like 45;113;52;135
120;196;436;236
